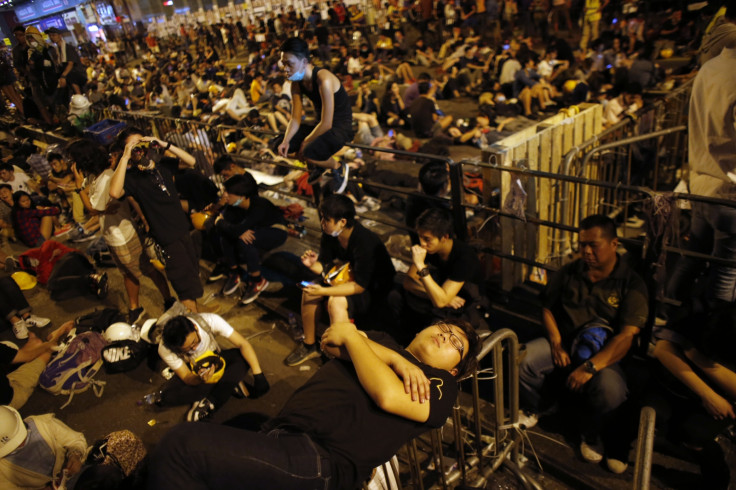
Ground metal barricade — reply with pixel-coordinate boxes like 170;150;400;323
400;329;541;490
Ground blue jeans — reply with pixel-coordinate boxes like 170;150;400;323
667;201;736;303
149;424;332;490
220;227;287;274
519;337;628;439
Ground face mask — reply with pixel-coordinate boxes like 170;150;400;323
231;198;243;207
288;69;305;82
29;40;39;48
329;226;343;238
497;95;506;103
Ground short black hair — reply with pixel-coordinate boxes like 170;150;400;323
114;126;145;150
417;72;431;81
0;163;13;172
65;139;110;177
47;152;63;163
161;316;196;351
12;25;25;34
319;194;356;228
280;37;310;60
0;184;11;192
416;208;454;239
223;173;258;198
418;81;431;95
579;214;617;240
418;161;449;196
12;190;34;210
213;155;236;175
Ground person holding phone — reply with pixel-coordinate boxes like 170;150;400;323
275;37;354;199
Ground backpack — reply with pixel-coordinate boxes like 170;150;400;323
75;307;125;334
39;331;108;409
102;340;150;374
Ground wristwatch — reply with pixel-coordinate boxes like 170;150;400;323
417;267;430;278
583;360;597;374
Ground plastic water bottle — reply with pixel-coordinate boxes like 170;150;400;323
480;128;490;152
288;313;304;341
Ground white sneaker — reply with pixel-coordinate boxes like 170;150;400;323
12;320;29;340
580;440;604;463
606;457;628;474
518;410;539;429
24;314;50;328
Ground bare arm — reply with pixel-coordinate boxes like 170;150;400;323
173;364;204;386
303;71;338;145
226;330;263;375
542;307;570;367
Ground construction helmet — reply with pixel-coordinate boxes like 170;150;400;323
69;94;92;116
24;26;44;45
190;212;213;231
660;48;674;59
104;322;134;342
11;271;37;290
0;406;27;458
190;351;226;384
563;79;579;94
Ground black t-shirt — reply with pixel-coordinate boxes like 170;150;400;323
264;331;457;489
409;96;437;138
159;157;219;213
298;67;354;138
541;255;649;342
318;222;395;295
0;343;18;405
426;240;482;299
217;196;287;239
123;164;190;245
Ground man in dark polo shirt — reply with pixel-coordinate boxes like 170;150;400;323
518;214;648;471
388;208;484;343
285;195;395;366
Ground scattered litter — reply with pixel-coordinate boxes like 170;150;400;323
147;419;157;426
299;365;311;371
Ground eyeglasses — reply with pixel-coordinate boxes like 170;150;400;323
178;330;200;353
437;323;464;358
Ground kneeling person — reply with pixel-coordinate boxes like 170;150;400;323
156;313;269;421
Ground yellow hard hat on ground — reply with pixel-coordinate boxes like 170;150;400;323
11;271;37;290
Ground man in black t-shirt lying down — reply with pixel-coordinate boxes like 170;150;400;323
149;320;481;490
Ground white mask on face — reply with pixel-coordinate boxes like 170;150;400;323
231;197;243;207
329;226;343;238
288;69;305;82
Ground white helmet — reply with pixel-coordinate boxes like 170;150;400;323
104;322;134;342
0;406;27;458
140;318;160;344
69;94;92;116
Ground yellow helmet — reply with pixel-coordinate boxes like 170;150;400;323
324;262;354;286
226;142;237;153
190;351;226;384
563;79;579;94
11;272;37;291
24;26;44;45
190;212;213;231
660;48;674;59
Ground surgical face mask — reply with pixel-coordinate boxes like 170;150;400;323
29;40;39;48
496;95;506;103
288;69;305;82
231;197;243;207
329;226;343;238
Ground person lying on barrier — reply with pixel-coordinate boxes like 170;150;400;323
275;37;354;200
388;208;486;343
149;320;480;490
285;195;395;367
518;214;648;472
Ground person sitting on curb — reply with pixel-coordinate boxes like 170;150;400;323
285;195;395;367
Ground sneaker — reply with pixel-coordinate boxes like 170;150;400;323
332;162;350;194
207;263;229;283
221;271;241;296
128;307;145;325
240;277;269;305
518;410;539;429
284;342;320;366
580;440;604;463
606;457;629;474
186;397;215;422
4;256;19;273
70;229;97;243
23;314;50;328
12;320;28;340
53;223;74;238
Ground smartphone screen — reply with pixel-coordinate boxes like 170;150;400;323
388;129;395;137
300;281;315;288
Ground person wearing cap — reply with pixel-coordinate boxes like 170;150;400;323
0;405;86;489
45;27;87;96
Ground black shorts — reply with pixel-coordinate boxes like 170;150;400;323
162;233;203;301
287;124;353;162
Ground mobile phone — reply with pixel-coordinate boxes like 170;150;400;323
299;280;315;288
503;44;510;50
237;64;242;69
388;129;395;137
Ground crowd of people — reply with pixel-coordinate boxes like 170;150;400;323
0;0;734;489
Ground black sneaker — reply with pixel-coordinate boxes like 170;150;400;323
207;263;229;283
284;342;320;366
90;273;108;299
240;277;269;305
128;307;145;325
186;397;215;422
222;271;241;296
